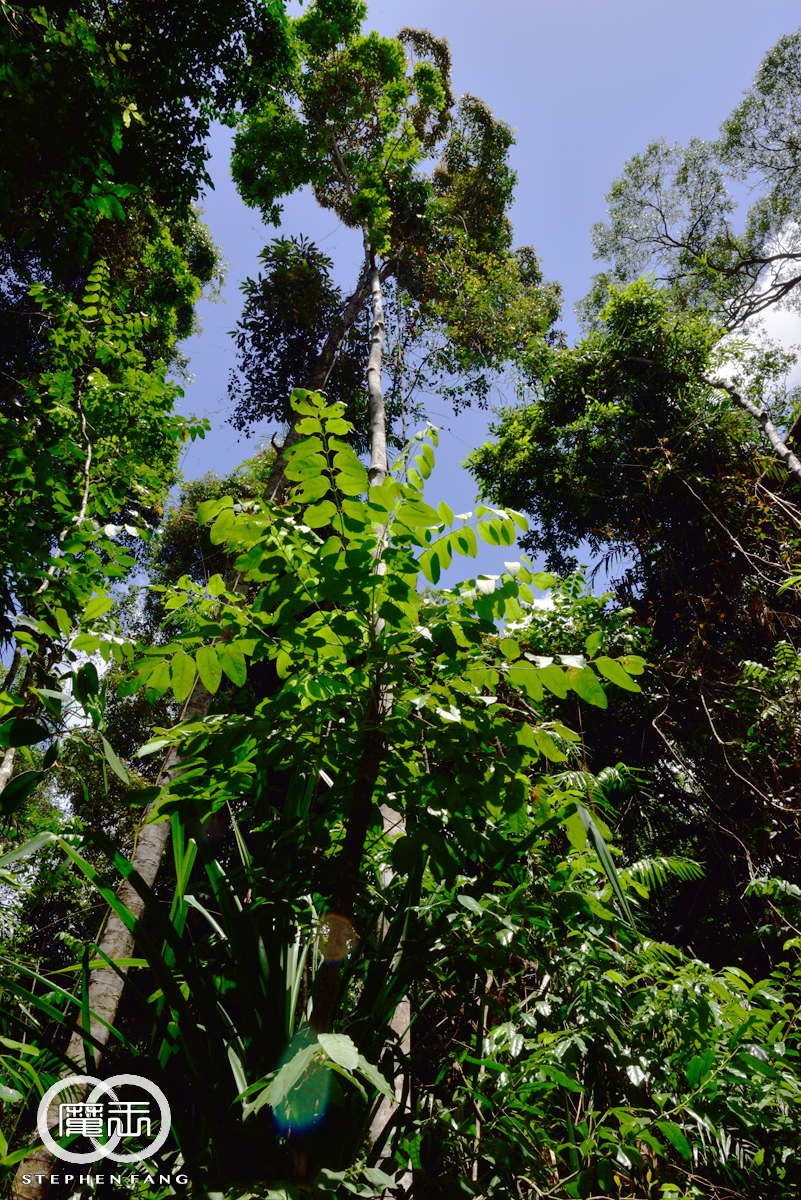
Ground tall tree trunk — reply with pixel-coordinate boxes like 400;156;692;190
13;680;212;1200
307;257;410;1189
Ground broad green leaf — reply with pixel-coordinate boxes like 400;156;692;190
419;548;440;584
531;572;558;591
585;629;603;657
197;496;234;524
686;1049;714;1087
433;537;452;570
292;476;330;504
535;728;568;762
0;1083;22;1103
0;718;49;748
207;574;226;597
0;771;42;816
209;508;236;545
363;1167;396;1188
285;452;327;481
196;645;222;694
0;830;59;867
219;642;247;687
438;500;454;525
508;664;543;700
499;637;520;660
355;1054;393;1101
304;500;338;528
477;520;500;545
396;499;440;527
568;667;608;708
84;595;113;622
145;659;171;701
317;1033;359;1071
595;656;642;692
450;527;478;557
654;1120;692;1160
335;465;369;496
170;651;197;702
537;664;568;698
619;654;647;675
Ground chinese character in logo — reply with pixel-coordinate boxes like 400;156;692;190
107;1101;151;1139
58;1104;104;1138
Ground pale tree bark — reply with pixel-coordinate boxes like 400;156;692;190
13;679;212;1200
702;375;801;484
366;265;388;488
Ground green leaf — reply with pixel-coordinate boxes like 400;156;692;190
0;718;49;749
84;595;113;622
508;664;543;700
292;476;331;504
196;645;222;694
619;654;647;675
304;500;338;528
317;1033;359;1071
531;572;558;590
219;642;247;687
686;1049;714;1087
197;496;234;524
594;656;641;692
499;637;520;660
585;630;603;657
207;574;226;597
438;501;454;525
335;467;369;496
535;729;568;762
145;659;171;701
576;803;636;927
363;1167;396;1188
101;735;129;783
419;548;441;584
537;664;568;698
170;651;197;703
0;830;59;867
0;771;42;816
654;1120;692;1160
396;500;440;528
0;1083;23;1103
355;1054;393;1101
450;527;478;557
568;667;608;708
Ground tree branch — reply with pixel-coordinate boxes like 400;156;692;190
701;374;801;485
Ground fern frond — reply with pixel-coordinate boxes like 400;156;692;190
622;855;704;893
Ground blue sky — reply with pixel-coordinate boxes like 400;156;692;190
175;0;801;587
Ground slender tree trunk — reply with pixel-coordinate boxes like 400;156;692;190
13;680;212;1200
0;746;16;793
366;265;388;487
307;258;411;1192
